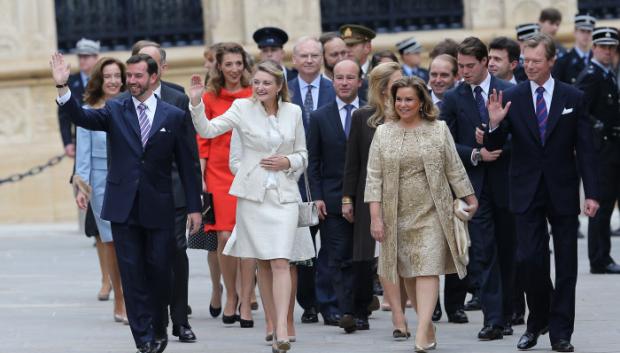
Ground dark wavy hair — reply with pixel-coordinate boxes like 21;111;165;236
83;57;126;106
389;76;438;122
206;42;251;95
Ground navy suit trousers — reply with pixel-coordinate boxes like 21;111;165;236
515;182;578;343
112;222;175;346
319;214;355;315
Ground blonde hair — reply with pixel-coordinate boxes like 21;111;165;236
389;76;438;121
206;42;251;95
253;60;290;103
367;62;402;128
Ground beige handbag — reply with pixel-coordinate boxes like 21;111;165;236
298;170;319;227
453;199;472;266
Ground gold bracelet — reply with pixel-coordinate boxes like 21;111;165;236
342;201;353;205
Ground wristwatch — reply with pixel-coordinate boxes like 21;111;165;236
342;196;353;205
55;82;68;88
472;148;482;164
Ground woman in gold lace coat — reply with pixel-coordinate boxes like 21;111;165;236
365;77;478;352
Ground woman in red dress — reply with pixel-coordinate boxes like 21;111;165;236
197;42;255;326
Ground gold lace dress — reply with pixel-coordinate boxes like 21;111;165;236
397;128;450;277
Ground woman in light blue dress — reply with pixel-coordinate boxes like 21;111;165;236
74;57;127;323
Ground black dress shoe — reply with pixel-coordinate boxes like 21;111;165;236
478;325;504;340
432;301;442;322
447;309;469;323
464;295;481;311
503;323;514;336
511;312;525;326
551;339;574;352
136;342;154;353
339;314;357;333
153;336;168;353
301;307;319;323
322;313;340;326
172;324;196;342
590;262;620;274
517;327;548;350
355;317;370;330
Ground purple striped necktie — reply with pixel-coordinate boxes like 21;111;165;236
137;103;151;147
535;86;547;144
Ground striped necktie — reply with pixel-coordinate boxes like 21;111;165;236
303;85;314;122
137;103;151;147
535;86;548;144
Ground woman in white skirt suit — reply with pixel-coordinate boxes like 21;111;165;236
189;60;314;353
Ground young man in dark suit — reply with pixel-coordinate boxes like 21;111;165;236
137;43;201;342
441;37;516;341
308;59;364;333
485;33;599;353
52;53;202;353
288;36;338;326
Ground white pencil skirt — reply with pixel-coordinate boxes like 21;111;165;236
223;189;315;261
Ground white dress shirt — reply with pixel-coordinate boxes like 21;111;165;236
298;74;322;111
529;76;554;112
335;96;360;129
431;91;442;106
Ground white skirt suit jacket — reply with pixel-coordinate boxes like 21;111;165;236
190;97;315;261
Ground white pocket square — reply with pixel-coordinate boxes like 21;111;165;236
160;127;167;132
561;108;573;115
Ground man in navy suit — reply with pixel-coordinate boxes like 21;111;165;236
51;53;202;353
485;34;599;352
308;59;364;333
136;43;201;342
288;36;338;325
441;37;515;341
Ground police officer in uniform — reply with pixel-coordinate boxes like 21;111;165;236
396;37;429;83
575;27;620;274
514;23;541;82
252;26;298;81
553;13;596;84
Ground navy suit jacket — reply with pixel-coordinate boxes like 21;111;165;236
307;99;364;214
288;75;336;201
59;94;202;228
441;75;514;207
288;75;336;132
484;80;598;214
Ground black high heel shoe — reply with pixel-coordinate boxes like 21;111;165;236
222;295;240;325
239;301;254;328
210;285;223;318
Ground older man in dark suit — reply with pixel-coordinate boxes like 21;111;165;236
288;36;338;325
441;37;516;341
485;34;599;353
52;53;202;353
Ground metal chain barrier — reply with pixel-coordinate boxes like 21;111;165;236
0;154;66;186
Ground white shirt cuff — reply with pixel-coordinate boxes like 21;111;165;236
56;90;72;105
